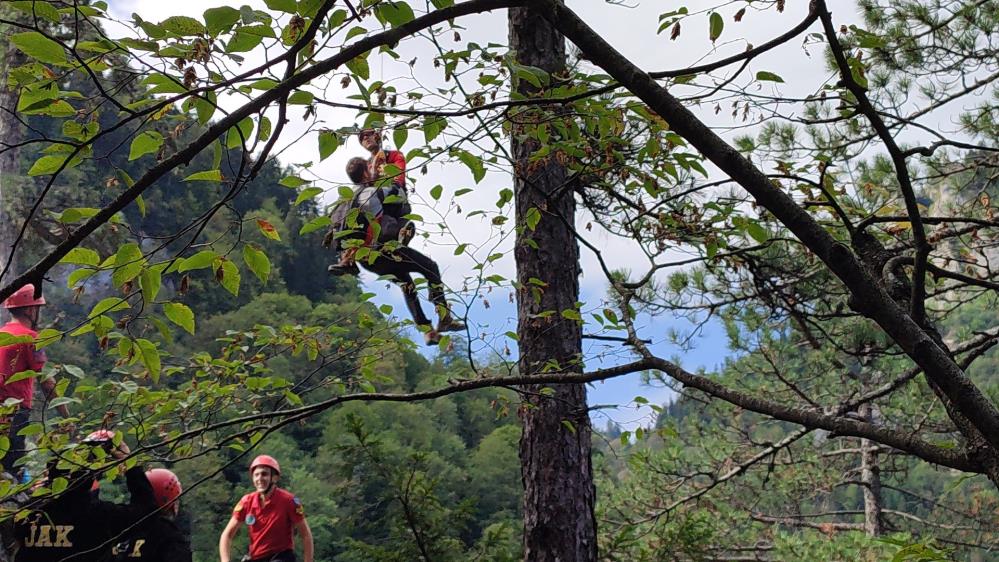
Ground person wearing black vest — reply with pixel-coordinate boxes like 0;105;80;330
14;438;156;562
109;468;191;562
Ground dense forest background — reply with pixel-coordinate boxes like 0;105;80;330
2;1;997;560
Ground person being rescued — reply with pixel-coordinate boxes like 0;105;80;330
323;157;465;345
328;128;414;275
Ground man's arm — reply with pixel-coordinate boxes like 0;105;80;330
219;516;242;562
386;150;406;189
295;518;313;562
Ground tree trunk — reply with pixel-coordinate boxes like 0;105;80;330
858;404;883;537
510;6;597;562
0;8;27;279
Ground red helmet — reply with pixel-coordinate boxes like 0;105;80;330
249;454;280;476
146;468;182;509
84;429;116;443
3;284;45;309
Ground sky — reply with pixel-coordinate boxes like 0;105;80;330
101;0;865;428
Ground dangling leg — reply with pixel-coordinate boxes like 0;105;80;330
364;256;440;345
393;247;465;333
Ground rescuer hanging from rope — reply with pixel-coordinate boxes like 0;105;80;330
324;158;466;345
328;128;415;275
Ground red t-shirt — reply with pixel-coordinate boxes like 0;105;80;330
368;149;406;190
233;487;305;558
0;320;45;408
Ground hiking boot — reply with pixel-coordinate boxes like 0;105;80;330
399;220;416;246
328;262;360;276
437;316;466;333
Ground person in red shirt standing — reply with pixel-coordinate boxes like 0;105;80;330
0;283;70;476
219;455;313;562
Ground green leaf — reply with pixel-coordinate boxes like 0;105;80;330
257;116;272;142
51;207;100;224
227;26;270;53
135;339;161;382
184;169;223;182
430;185;443;200
34;329;62;350
279;176;309;188
178;250;217;272
423;117;446;143
525;207;541;231
28;153;79;176
112;243;145;287
226;117;254;149
299;0;325;18
454;243;468;256
561;309;582;321
163;302;195;335
160;15;206;37
345;26;367;40
60;247;99;267
288;90;315;105
143;73;188;94
11;32;66;66
204;6;241;36
249;79;279;90
456;151;485;183
378;2;416;27
755;71;784;83
346;54;370;80
10;1;61;23
295;187;324;205
745;222;768;243
90;297;130;318
393;127;408;149
265;0;297;12
242;245;271;283
17;422;44;436
129;131;164;161
318;130;339;161
217;260;241;296
194;92;217;124
67;268;97;288
139;265;162;301
709;11;723;42
299;216;331;234
256;219;281;241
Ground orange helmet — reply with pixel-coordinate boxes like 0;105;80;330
3;284;45;309
146;468;182;509
249;454;280;475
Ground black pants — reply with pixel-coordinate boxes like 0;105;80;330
381;186;411;220
2;407;30;474
361;246;447;327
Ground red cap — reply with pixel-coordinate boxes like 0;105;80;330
3;284;45;309
249;454;280;475
146;468;182;509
